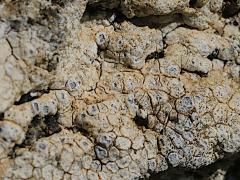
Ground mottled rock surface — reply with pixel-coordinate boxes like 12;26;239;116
0;0;239;179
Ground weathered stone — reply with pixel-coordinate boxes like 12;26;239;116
0;0;240;179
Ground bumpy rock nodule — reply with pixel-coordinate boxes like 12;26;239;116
0;0;240;179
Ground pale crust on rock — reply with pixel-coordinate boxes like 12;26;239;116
0;0;240;179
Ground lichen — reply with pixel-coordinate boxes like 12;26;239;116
0;0;240;179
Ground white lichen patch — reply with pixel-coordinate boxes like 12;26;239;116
0;0;240;179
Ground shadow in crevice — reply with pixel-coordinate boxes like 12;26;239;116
0;113;4;120
222;0;240;18
20;114;61;148
8;113;62;159
81;4;126;24
14;89;50;105
82;4;183;30
149;152;240;180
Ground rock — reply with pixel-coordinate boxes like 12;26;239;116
0;0;240;179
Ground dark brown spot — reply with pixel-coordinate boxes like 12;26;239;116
189;0;198;7
222;0;240;18
134;115;148;128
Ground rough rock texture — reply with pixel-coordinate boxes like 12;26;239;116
0;0;239;179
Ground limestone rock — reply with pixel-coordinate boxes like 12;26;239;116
0;0;240;179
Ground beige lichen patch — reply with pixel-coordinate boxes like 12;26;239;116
0;0;240;179
99;22;163;69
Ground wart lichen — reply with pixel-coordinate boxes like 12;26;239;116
0;0;240;179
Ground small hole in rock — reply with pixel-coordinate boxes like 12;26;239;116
233;20;239;26
207;49;219;60
134;115;148;128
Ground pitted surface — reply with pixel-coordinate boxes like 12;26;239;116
0;0;239;179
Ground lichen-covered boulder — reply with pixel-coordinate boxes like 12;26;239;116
0;0;240;179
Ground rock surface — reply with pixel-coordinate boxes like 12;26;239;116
0;0;239;179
